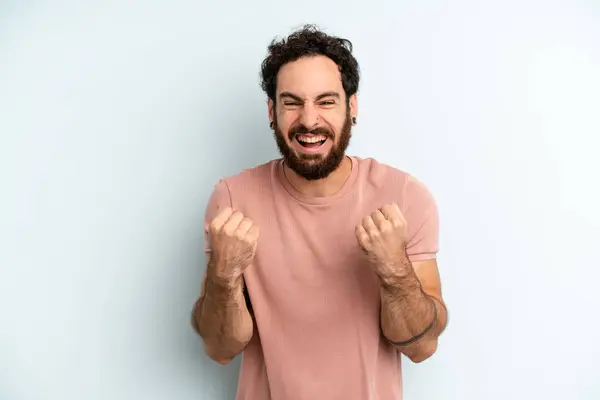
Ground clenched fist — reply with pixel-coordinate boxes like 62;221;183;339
355;203;410;279
208;207;259;287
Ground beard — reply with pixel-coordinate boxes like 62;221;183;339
272;108;352;181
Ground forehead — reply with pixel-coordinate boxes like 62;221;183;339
276;55;344;98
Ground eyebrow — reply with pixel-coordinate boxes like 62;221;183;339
279;91;341;102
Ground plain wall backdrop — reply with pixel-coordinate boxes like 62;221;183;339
1;1;599;399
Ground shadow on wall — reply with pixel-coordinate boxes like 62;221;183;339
156;84;276;398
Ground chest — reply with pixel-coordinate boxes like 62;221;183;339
242;199;383;322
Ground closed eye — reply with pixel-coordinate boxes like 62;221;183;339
319;100;337;107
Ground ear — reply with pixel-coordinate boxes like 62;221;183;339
268;98;275;123
349;93;358;120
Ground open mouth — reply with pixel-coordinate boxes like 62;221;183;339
295;134;328;149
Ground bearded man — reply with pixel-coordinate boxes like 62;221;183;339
192;24;448;400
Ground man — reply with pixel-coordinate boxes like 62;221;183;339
191;24;448;400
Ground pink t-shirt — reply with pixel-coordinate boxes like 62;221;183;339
203;156;439;400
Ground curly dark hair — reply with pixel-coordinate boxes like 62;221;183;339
260;24;360;104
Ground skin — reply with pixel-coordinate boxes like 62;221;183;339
269;55;357;196
192;207;256;364
356;203;448;362
192;54;447;364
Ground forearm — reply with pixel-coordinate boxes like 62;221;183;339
378;258;448;362
192;260;253;363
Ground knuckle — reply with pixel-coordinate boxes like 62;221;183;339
209;221;220;233
392;219;404;228
222;226;235;236
242;217;253;225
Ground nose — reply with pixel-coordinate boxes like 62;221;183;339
298;103;319;129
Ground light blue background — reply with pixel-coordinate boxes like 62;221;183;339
1;1;599;399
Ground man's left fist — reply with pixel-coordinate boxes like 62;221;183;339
355;203;409;276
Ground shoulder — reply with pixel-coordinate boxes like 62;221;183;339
206;159;281;208
355;156;409;182
353;156;437;208
218;159;279;191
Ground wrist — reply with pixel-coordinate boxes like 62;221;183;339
206;258;244;292
380;276;421;299
377;258;421;295
206;273;242;292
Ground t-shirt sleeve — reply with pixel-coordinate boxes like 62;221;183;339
402;175;439;262
203;179;233;255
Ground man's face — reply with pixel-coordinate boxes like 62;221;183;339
269;55;357;181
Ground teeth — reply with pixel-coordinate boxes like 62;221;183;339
297;135;326;143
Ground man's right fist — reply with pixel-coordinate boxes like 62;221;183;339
208;207;259;286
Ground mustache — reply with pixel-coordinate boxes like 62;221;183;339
288;125;333;141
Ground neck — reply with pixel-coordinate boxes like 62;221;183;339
283;156;353;197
